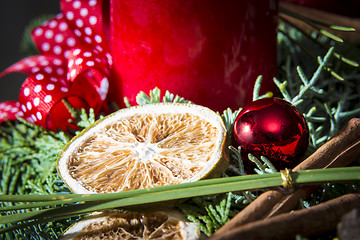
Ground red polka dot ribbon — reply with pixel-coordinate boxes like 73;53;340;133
0;0;111;131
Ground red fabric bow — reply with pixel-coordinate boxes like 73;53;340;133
0;0;111;131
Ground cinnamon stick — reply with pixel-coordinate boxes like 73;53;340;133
212;118;360;238
267;136;360;218
294;118;360;171
210;193;360;240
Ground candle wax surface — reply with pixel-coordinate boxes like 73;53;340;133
111;0;278;111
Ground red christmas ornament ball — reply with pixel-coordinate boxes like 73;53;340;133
232;98;309;171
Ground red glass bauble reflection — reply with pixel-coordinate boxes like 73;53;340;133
232;98;309;171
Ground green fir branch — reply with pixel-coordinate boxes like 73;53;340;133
130;87;192;107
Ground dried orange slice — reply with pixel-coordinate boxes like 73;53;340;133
57;103;228;194
61;211;200;240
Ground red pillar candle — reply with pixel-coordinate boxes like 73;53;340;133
110;0;278;111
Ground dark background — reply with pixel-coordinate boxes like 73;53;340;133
0;1;60;101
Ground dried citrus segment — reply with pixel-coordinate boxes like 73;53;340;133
58;103;227;194
61;211;200;240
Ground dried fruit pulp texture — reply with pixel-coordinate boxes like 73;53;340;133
69;212;190;240
110;0;278;111
69;113;219;193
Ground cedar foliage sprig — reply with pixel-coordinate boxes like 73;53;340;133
0;118;70;195
1;11;360;239
178;193;242;236
0;109;98;239
278;26;360;148
0;119;72;239
124;87;192;107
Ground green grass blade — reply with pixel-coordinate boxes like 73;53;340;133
0;172;279;203
1;166;359;230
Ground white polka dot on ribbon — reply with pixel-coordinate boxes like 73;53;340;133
0;0;112;130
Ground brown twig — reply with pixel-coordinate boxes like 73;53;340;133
211;193;360;240
212;118;360;238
